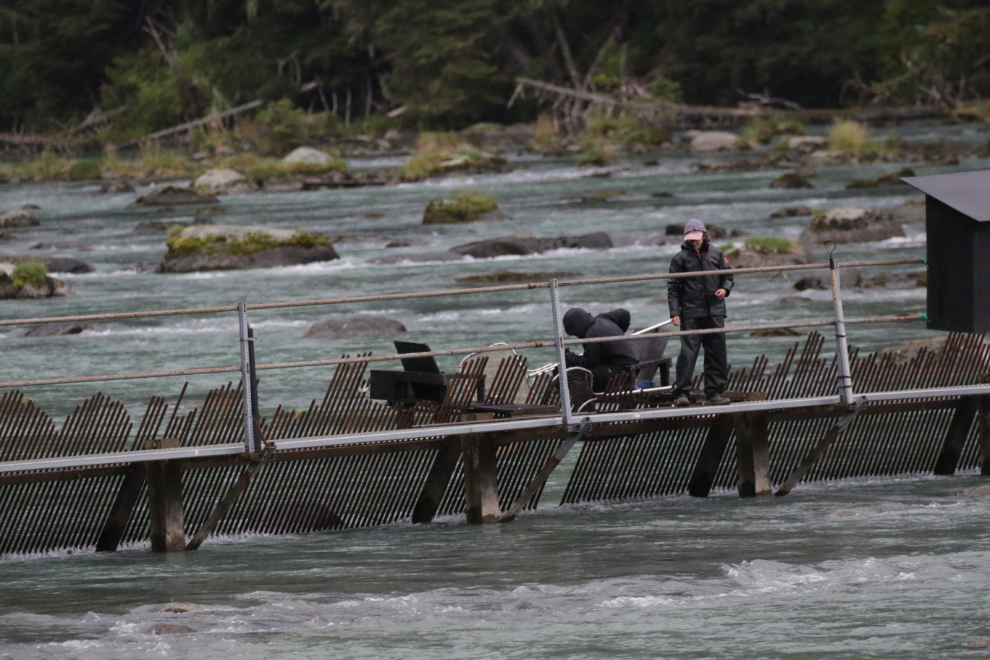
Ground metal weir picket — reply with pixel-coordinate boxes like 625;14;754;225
2;257;989;559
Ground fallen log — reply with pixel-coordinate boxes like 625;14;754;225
128;99;265;144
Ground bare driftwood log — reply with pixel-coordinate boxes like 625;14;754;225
128;100;265;144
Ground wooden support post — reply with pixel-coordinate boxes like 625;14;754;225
95;464;146;552
462;434;500;523
934;396;979;475
146;438;184;552
979;395;990;477
687;415;734;497
412;441;461;524
735;412;771;497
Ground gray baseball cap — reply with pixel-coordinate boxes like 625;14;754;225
684;218;706;240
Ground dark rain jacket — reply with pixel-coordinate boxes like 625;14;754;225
667;242;734;320
562;308;638;370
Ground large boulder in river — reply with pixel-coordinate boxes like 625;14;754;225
450;232;612;259
283;146;336;165
0;209;39;228
725;237;812;269
132;186;219;207
25;321;93;337
690;131;745;153
194;169;255;195
304;316;407;338
0;254;93;274
157;225;338;273
0;261;71;299
799;207;904;246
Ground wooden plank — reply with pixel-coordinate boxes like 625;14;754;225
501;420;590;522
933;396;979;475
776;402;863;496
95;464;146;552
687;415;735;497
462;434;500;523
146;438;185;552
735;412;771;497
411;441;461;524
186;446;274;550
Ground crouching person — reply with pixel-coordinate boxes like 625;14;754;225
562;308;638;392
667;219;733;406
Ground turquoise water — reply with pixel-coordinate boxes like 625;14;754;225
1;122;990;657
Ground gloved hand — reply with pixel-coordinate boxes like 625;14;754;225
564;348;575;366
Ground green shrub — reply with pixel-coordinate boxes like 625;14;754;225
140;144;197;176
257;99;311;155
744;236;794;255
400;132;503;181
648;76;683;102
532;113;557;145
12;149;71;181
828;121;867;155
68;159;102;181
746;117;805;145
12;262;48;289
578;145;619;166
243;157;346;182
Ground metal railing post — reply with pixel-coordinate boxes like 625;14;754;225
238;302;261;454
830;257;854;405
549;279;573;426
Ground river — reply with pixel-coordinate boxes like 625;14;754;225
1;119;989;657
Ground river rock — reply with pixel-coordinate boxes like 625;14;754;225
134;220;191;234
877;336;948;365
450;232;612;259
131;186;219;207
799;208;905;246
194;169;255;195
157;224;338;273
726;244;813;269
690;131;744;153
861;270;926;289
141;623;197;636
456;271;582;286
46;257;94;274
846;168;916;189
100;180;135;193
787;136;827;151
259;501;342;531
304;316;407;338
893;199;925;223
793;268;862;291
769;172;814;189
24;321;94;337
751;328;802;337
770;205;813;218
0;233;13;242
0;209;39;228
423;193;508;225
367;251;464;265
0;262;71;299
283;146;335;165
151;603;204;614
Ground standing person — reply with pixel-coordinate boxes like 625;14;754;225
667;219;733;406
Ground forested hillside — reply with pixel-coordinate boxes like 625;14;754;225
0;0;988;135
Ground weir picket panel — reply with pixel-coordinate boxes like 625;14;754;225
2;332;990;557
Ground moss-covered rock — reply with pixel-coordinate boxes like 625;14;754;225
724;237;812;268
768;172;814;189
456;271;582;286
0;261;70;299
845;168;915;189
157;224;338;273
423;192;508;224
400;133;509;181
0;209;39;228
132;186;219;207
799;207;905;245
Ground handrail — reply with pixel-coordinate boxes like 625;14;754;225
0;314;921;389
0;258;923;327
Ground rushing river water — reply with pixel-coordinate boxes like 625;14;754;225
1;120;989;657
